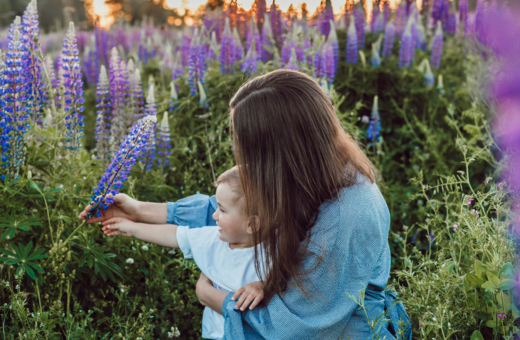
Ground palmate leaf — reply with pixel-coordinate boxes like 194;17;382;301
0;211;42;240
0;241;48;280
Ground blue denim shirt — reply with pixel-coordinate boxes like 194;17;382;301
167;174;411;339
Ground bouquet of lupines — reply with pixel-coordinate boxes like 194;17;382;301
87;115;157;219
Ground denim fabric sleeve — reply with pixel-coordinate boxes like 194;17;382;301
220;175;397;340
166;194;218;228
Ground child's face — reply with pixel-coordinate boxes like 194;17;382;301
212;183;252;248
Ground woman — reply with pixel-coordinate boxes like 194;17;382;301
80;70;411;339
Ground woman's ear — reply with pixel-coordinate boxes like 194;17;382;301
247;215;260;235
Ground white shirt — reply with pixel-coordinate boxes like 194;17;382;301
176;226;263;339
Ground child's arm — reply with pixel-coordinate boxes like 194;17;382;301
101;217;179;249
231;281;265;311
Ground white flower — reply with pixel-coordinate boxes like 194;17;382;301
141;245;149;251
5;283;9;287
168;249;176;255
168;326;181;338
126;258;134;264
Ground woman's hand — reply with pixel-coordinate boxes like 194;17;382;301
79;193;141;224
101;217;137;238
196;272;227;315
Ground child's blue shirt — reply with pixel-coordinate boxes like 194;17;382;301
166;174;412;339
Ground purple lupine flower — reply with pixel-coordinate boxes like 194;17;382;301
423;60;435;88
430;21;444;69
399;20;413;68
353;2;365;51
87;115;156;219
169;81;178;113
367;96;381;146
459;0;468;35
382;20;395;58
440;0;450;30
270;0;283;45
108;47;128;152
371;4;380;32
61;22;85;153
382;1;390;26
220;18;236;74
371;43;381;68
475;0;486;44
156;111;171;170
94;65;111;161
328;20;339;71
285;47;299;71
261;14;274;62
346;17;358;64
180;32;191;67
431;0;442;25
171;51;183;85
241;38;258;75
21;0;45;124
132;68;144;121
247;15;262;59
320;0;334;38
208;31;218;61
447;7;457;36
198;81;209;110
139;82;157;171
304;37;312;67
313;41;324;79
233;27;244;62
280;39;291;67
395;1;407;36
415;20;425;50
323;42;335;83
1;17;30;180
373;11;384;33
256;0;267;34
82;46;96;86
188;29;202;95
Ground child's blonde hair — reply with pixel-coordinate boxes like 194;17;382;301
215;166;245;210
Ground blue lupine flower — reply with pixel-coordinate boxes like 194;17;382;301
367;96;381;146
382;20;395;58
286;48;299;71
61;22;85;153
247;15;262;59
22;0;46;124
108;47;128;152
398;21;413;68
1;17;30;180
313;41;324;78
188;29;207;94
241;39;258;75
156;111;172;170
94;65;111;161
233;27;244;62
139;83;157;171
169;81;179;113
132;68;144;121
346;17;358;64
198;81;209;110
328;20;339;72
353;2;365;51
371;43;381;68
220;18;236;74
87;115;157;219
423;60;435;88
261;14;274;62
430;21;444;69
459;0;469;35
373;11;384;33
437;74;445;95
447;11;457;36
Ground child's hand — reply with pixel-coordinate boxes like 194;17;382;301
231;281;264;311
101;217;137;238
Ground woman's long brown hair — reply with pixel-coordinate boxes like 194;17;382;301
229;69;378;304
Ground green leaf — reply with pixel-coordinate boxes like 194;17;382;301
481;281;497;292
139;268;149;275
28;180;41;193
485;320;497;328
486;272;501;287
498;279;516;291
475;260;486;279
500;262;516;280
24;263;35;280
470;330;485;340
466;273;483;288
496;292;511;311
27;262;45;273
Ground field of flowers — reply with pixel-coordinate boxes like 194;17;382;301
0;0;518;339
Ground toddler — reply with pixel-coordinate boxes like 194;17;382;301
102;166;264;339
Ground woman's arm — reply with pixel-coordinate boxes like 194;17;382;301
196;273;228;315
